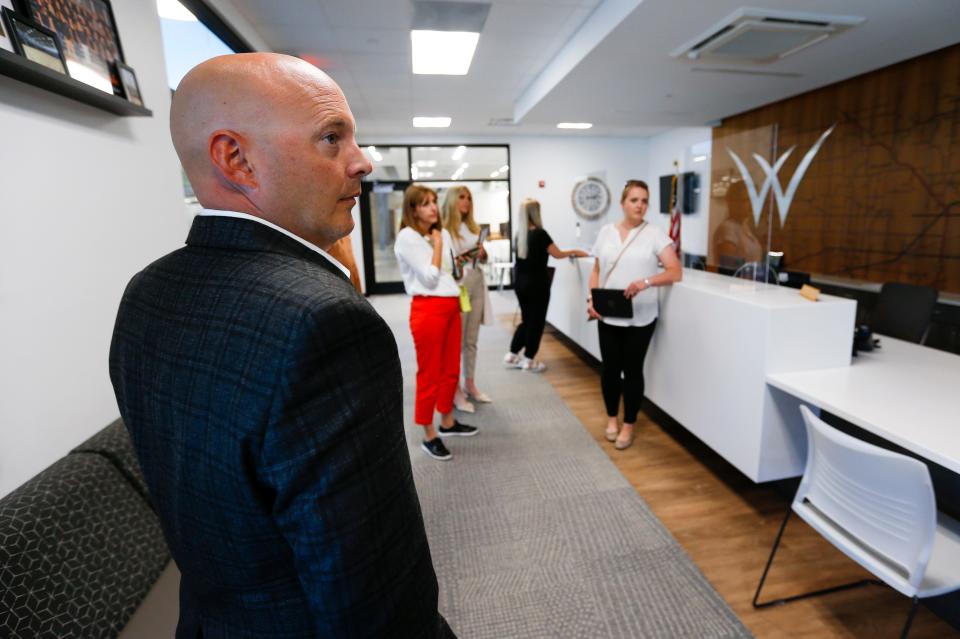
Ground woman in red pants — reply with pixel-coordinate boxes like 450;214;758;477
395;184;478;461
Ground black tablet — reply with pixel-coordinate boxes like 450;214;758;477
591;288;633;318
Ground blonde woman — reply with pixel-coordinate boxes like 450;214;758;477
587;180;682;450
394;185;478;461
441;186;493;412
505;198;588;372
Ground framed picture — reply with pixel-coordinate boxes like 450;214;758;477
16;0;124;94
114;60;141;106
0;0;15;52
2;7;67;74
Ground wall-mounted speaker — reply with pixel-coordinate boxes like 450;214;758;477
659;172;699;214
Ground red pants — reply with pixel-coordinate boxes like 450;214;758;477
410;296;462;426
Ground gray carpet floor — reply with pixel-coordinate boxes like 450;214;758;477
370;293;752;639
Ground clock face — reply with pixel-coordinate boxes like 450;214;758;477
571;177;611;219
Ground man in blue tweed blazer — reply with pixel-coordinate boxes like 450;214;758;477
109;53;454;638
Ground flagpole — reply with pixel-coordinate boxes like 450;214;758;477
670;160;683;260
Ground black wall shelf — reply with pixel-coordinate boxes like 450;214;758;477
0;48;152;117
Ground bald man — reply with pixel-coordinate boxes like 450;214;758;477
109;54;454;639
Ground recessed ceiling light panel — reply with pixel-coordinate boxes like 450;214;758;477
411;30;480;75
557;122;593;129
413;116;452;128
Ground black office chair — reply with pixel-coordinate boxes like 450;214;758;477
873;282;938;344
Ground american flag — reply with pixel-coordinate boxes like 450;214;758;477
669;173;682;256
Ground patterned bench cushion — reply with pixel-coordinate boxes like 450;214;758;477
0;454;170;639
72;418;150;503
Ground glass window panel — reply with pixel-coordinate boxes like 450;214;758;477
159;2;234;90
411;146;509;181
708;125;776;278
366;184;406;285
362;146;410;181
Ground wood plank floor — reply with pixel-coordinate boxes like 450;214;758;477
503;318;958;639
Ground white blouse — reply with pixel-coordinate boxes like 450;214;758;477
394;227;461;297
591;222;673;327
449;223;485;273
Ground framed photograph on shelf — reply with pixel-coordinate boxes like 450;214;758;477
0;0;16;52
113;60;141;106
2;7;67;74
15;0;124;94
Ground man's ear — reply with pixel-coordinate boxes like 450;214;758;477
209;130;257;190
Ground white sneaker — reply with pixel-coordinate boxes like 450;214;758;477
520;358;546;373
503;352;522;369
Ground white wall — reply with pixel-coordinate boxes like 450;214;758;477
644;127;712;258
0;0;189;497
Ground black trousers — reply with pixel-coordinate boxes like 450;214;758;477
510;277;550;358
598;320;657;423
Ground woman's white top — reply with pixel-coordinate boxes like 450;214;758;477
394;226;460;297
449;223;486;274
591;222;673;327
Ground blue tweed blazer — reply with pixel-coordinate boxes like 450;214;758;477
110;215;451;638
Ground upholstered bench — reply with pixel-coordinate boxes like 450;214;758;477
0;420;175;638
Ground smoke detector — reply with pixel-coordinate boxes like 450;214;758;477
671;7;864;64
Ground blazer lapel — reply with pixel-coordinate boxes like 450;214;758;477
185;215;351;282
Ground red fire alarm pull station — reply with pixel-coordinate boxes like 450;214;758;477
538;180;545;188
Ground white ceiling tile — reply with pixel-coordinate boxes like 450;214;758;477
319;0;413;29
482;2;576;35
329;28;410;55
232;0;325;26
219;0;960;136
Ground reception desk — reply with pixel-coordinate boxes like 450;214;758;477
550;264;857;482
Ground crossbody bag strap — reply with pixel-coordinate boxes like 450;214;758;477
601;222;646;288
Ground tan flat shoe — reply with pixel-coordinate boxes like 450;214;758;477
614;429;635;450
468;390;493;403
604;425;619;442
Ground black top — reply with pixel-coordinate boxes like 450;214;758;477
516;228;554;283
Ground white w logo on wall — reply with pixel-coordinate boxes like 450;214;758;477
726;124;836;227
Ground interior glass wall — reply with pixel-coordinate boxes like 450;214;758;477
359;144;511;294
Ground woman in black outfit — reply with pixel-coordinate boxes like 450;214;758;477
504;198;588;372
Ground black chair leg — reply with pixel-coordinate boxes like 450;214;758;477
753;507;880;609
900;597;919;639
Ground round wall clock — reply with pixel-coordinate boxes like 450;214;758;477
571;177;611;220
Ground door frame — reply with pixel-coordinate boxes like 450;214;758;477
360;180;409;295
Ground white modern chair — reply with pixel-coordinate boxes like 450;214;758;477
753;405;960;638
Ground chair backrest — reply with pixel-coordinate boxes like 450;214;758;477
873;282;938;343
794;406;937;588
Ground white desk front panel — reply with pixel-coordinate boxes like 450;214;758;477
644;270;856;482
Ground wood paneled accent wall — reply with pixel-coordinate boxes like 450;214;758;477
709;44;960;294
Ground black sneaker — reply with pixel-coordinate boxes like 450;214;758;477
438;420;479;437
421;438;452;461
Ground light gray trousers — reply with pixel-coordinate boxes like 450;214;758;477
461;268;486;379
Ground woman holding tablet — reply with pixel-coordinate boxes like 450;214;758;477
395;184;478;461
441;185;493;412
587;180;682;450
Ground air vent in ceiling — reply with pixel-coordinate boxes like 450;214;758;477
671;8;864;64
488;117;518;127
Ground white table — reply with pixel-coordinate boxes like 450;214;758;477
767;336;960;476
